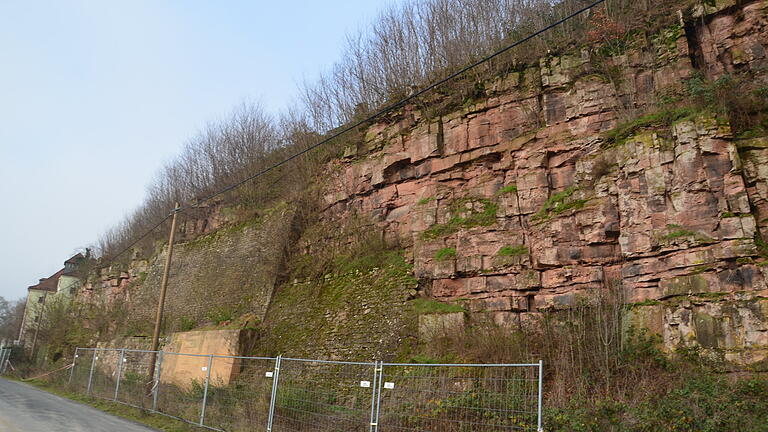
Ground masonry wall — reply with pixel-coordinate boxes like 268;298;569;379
83;204;297;334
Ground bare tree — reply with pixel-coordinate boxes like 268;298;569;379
96;0;681;260
0;296;25;341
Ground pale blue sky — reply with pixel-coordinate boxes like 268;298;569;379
0;0;396;300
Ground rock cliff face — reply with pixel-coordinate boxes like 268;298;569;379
317;0;768;365
84;0;768;365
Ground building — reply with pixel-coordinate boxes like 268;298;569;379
17;253;87;350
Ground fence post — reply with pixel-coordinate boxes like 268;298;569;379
86;349;98;396
374;362;384;432
152;351;163;412
114;349;125;401
266;355;282;432
68;348;79;385
199;354;213;426
368;361;381;432
537;360;544;432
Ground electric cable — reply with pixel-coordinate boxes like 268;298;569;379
103;0;607;262
183;0;606;209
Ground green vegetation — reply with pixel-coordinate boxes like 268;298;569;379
532;186;589;221
434;247;457;261
658;224;714;244
411;298;466;314
547;373;768;432
602;70;768;151
417;196;435;205
407;286;768;431
603;106;698;147
205;306;235;325
628;299;661;308
755;234;768;260
260;248;417;358
421;197;498;240
497;245;528;256
178;316;196;332
495;184;518;196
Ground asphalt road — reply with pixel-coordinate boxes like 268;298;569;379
0;377;158;432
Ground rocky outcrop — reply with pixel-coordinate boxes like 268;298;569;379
75;1;768;366
317;1;768;365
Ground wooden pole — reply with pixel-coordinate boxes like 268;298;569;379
29;292;48;363
146;203;180;394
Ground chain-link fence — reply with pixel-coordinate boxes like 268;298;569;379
44;348;545;432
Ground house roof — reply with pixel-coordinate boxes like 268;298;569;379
63;253;86;276
64;253;85;265
27;269;65;293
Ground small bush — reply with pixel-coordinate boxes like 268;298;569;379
178;316;196;332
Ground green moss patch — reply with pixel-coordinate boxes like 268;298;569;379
602;106;698;147
532;187;590;221
658;224;714;244
417;196;435;205
421;197;498;240
497;245;528;256
411;298;466;315
434;247;457;261
495;185;518;196
258;250;418;358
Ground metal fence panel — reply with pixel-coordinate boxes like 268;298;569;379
154;352;210;425
88;348;123;400
115;349;157;409
376;363;541;432
201;355;277;431
63;348;543;432
70;348;95;393
271;358;378;432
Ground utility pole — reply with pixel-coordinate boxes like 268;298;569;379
29;292;48;363
146;203;180;394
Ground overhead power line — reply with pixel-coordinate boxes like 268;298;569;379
103;213;172;263
187;0;606;209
